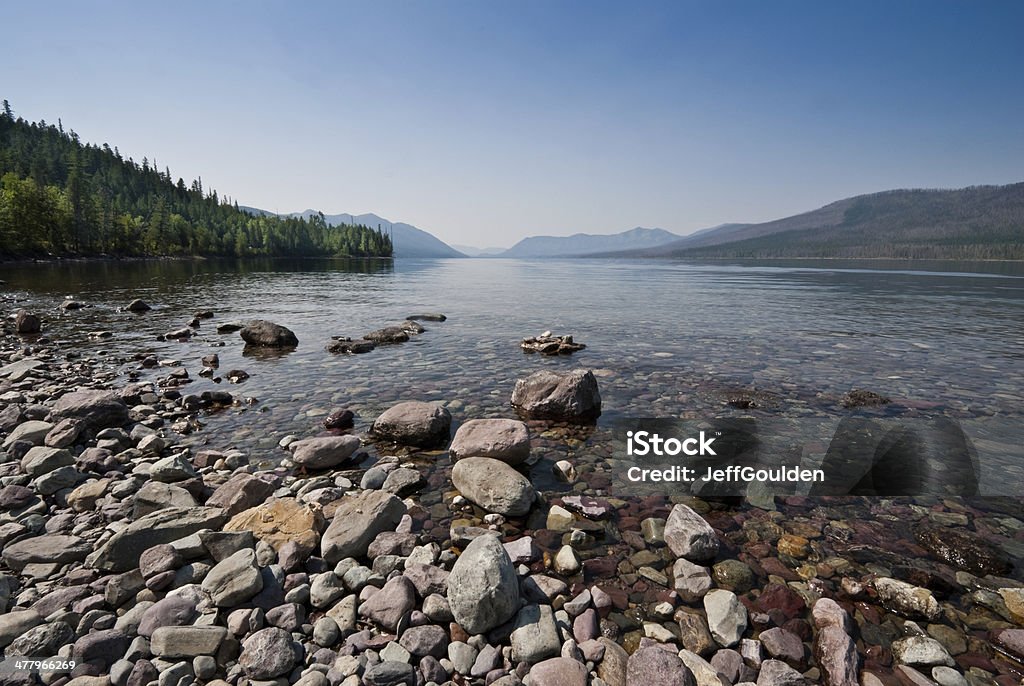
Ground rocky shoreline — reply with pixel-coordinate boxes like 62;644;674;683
1;312;1024;686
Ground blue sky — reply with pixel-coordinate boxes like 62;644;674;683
5;1;1023;247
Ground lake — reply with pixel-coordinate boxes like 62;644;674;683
3;257;1023;497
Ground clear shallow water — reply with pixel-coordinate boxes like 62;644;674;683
3;257;1023;493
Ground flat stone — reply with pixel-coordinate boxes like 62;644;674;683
448;418;531;465
626;645;696;686
225;497;324;554
88;507;227;572
150;626;227;658
2;534;92;571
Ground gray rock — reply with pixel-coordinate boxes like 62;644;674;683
756;660;808;686
239;627;298;679
448;534;519;634
132;481;198;518
626;645;696;686
874;578;941;621
291;435;360;470
372;401;452;448
358;576;416;631
510;604;561;664
2;534;92;571
510;369;601;422
36;465;85;494
451;456;535;517
0;611;43;649
44;418;85;448
49;390;129;429
138;596;198;638
149;454;198;482
448;418;531;465
310;572;347;609
3;420;53;448
22;446;74;476
150;626;226;658
398;625;448;658
931;666;968;686
7;621;74;657
362;661;416;686
239;320;298;347
202;548;263;606
704;589;747;648
673;558;714;602
320;490;406;563
664;503;720;562
892;635;955;667
88;507;227;572
448;641;478;675
383;467;424;495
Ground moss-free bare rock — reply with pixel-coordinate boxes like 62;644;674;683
511;369;601;422
372;401;451;448
320;490;406;564
451;457;535;517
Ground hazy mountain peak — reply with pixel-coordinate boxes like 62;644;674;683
499;226;681;258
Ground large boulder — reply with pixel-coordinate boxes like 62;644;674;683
448;418;531;465
87;507;227;572
451;457;535;517
664;503;720;562
447;534;519;634
49;390;129;429
239;320;298;347
290;435;360;470
224;498;324;554
320;490;406;563
372;401;451;448
510;369;601;422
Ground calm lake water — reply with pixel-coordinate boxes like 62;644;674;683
3;257;1023;495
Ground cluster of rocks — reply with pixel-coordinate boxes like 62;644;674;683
521;332;586;356
2;316;1024;686
327;316;445;355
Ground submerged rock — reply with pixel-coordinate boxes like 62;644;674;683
326;338;375;354
406;313;446;321
15;310;41;334
511;369;601;422
915;525;1012;576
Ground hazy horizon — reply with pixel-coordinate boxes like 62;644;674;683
5;1;1024;248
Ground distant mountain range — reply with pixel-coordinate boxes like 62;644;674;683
497;227;682;258
603;183;1024;260
244;182;1024;262
241;207;465;258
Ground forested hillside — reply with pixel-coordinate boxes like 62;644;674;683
0;100;391;259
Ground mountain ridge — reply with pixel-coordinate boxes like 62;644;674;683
598;184;1024;260
241;207;465;258
498;226;681;258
